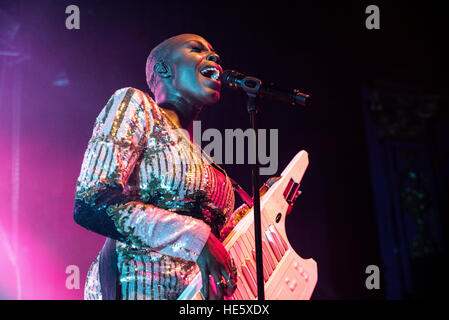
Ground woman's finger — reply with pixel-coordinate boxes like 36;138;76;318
200;265;210;300
210;267;224;300
221;265;237;297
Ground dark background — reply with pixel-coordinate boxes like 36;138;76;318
0;0;445;299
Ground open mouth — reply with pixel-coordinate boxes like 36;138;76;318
200;66;221;81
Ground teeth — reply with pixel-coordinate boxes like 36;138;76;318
201;67;220;80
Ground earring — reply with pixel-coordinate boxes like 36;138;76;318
154;62;170;77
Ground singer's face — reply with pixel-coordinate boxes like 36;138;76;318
166;35;222;105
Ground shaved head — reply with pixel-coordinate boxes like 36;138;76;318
144;33;222;110
145;34;207;94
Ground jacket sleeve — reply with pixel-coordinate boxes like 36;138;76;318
73;87;210;262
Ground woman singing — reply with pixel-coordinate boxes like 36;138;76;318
74;34;238;300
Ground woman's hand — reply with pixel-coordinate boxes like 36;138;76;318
197;232;237;299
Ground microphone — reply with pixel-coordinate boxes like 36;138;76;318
221;70;311;107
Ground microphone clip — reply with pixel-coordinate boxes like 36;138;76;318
240;76;262;97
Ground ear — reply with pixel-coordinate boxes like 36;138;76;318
153;61;172;78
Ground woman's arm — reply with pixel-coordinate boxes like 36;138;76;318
73;87;210;262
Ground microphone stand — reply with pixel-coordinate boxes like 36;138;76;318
223;70;310;300
242;77;265;300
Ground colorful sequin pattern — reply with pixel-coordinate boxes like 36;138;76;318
76;87;235;300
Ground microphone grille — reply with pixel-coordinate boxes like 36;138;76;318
220;70;233;85
221;70;244;87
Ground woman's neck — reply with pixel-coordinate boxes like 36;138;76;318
158;97;202;131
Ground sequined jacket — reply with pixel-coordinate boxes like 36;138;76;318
74;87;235;299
